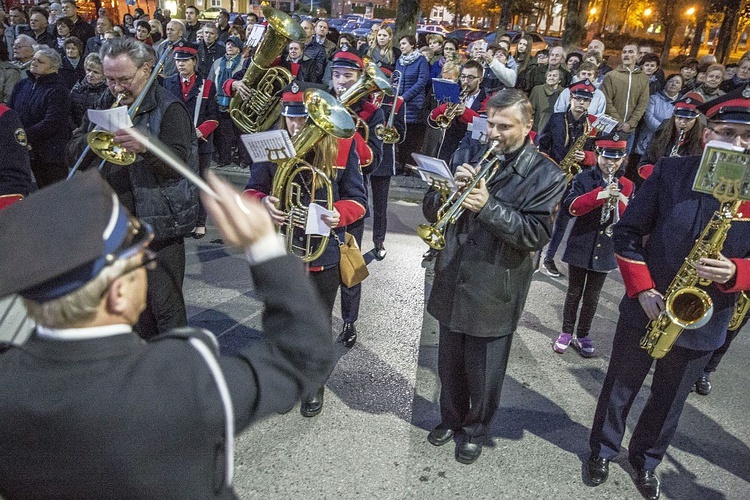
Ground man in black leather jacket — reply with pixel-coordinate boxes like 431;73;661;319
422;88;567;464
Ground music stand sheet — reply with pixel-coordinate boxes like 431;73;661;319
241;130;296;163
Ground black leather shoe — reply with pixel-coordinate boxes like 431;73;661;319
422;248;438;262
374;242;387;261
695;372;712;395
587;454;610;486
427;428;454;447
455;442;482;464
300;386;324;417
336;322;357;348
635;468;660;500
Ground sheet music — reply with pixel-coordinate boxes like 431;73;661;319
247;25;266;47
592;114;618;134
87;106;133;132
469;117;488;142
306;203;334;236
411;153;457;191
241;130;296;163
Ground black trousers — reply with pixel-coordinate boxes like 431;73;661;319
397;121;427;168
437;325;514;444
137;237;188;339
215;111;240;165
369;175;391;245
195;153;212;227
31;158;67;188
562;265;608;337
340;219;364;324
589;322;713;471
704;321;745;373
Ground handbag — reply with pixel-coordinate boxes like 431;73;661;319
336;232;369;288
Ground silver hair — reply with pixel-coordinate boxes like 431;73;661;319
84;51;102;69
168;19;185;34
35;46;62;70
23;254;140;328
99;37;155;68
14;34;36;47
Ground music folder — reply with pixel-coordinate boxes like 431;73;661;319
432;78;461;104
411;153;457;193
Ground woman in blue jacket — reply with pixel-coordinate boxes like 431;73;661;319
395;35;429;172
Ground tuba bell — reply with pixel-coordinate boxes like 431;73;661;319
229;6;306;134
270;89;356;262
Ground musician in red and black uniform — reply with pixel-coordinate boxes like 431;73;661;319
0;104;32;209
163;41;219;238
552;136;634;357
586;88;750;500
536;80;599;277
428;60;486;165
636;96;704;182
244;85;366;418
329;51;385;349
369;66;405;261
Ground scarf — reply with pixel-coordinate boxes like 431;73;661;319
216;55;242;108
398;50;421;67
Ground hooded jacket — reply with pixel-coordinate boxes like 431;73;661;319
600;64;650;129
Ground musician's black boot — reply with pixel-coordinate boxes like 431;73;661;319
695;372;712;395
635;468;660;500
586;454;610;486
300;386;324;417
337;322;357;348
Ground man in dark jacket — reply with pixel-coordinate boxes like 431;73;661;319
68;37;198;339
84;15;113;56
422;89;567;464
183;5;201;44
197;24;225;79
8;46;71;187
0;170;334;499
59;0;94;44
523;44;571;92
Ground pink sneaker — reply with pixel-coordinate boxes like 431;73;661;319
553;333;573;353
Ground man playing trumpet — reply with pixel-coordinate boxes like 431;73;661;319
422;89;566;464
428;60;486;164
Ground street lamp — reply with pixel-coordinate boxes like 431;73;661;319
685;6;696;16
644;7;652;16
590;7;597;15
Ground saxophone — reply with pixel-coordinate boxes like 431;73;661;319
728;291;750;331
559;119;591;183
640;179;743;359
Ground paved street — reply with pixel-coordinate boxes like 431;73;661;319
1;173;747;499
186;174;750;500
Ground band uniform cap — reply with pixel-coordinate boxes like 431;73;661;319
569;79;595;99
595;132;628;158
331;51;364;71
673;95;701;119
281;81;326;117
699;85;750;124
173;40;198;60
225;36;243;49
0;170;154;302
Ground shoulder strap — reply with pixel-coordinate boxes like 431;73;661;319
151;327;234;488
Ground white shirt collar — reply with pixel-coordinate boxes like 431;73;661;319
36;324;133;340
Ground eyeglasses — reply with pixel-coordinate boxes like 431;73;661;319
459;75;478;81
708;127;750;143
99;249;157;299
105;70;140;88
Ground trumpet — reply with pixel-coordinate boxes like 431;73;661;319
270;89;356;262
374;70;402;144
417;140;501;250
431;90;467;130
68;41;176;178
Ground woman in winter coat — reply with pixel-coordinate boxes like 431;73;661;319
8;47;71;187
58;36;85;90
69;53;107;128
395;34;429;170
367;26;400;73
634;74;683;155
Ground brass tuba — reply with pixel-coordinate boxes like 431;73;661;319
229;6;306;134
270;89;356;262
640;180;743;359
417;140;502;250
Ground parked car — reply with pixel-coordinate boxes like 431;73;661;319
200;7;224;21
417;24;448;36
352;19;382;38
327;18;347;31
483;31;548;54
447;28;480;47
464;29;490;46
340;19;361;35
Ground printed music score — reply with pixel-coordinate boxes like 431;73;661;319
241;130;296;163
411;153;457;192
87;106;133;132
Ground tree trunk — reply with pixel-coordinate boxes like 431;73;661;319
395;0;419;40
689;10;706;58
563;0;585;46
661;21;677;66
716;0;741;63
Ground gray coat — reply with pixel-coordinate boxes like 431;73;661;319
423;140;567;337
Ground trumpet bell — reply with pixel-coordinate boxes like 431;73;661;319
86;131;136;166
417;223;446;250
666;286;713;330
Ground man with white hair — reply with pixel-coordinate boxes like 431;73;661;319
11;34;36;78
